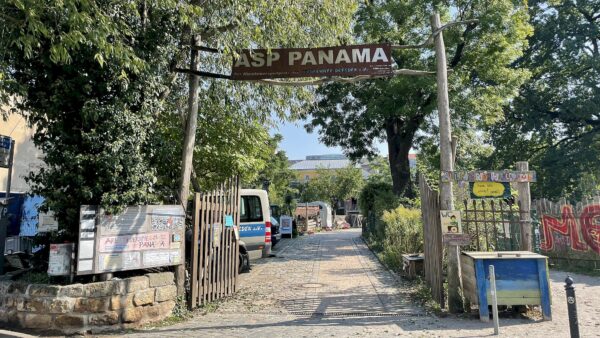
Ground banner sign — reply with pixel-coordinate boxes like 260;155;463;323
0;135;12;168
470;182;511;199
441;170;536;183
231;43;393;80
76;205;185;275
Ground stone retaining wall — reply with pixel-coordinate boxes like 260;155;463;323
0;272;177;334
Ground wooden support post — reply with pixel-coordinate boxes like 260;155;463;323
490;265;500;335
432;12;461;313
176;34;201;297
516;161;532;251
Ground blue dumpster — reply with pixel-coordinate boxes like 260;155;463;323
461;251;552;321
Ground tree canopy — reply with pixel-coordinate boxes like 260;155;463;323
304;0;532;197
0;0;357;241
486;0;600;199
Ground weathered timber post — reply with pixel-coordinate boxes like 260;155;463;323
516;161;532;251
431;12;461;312
490;265;500;335
0;139;15;275
176;34;201;296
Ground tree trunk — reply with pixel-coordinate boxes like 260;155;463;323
385;116;421;198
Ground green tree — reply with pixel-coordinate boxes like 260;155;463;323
486;0;600;199
0;1;358;242
304;1;532;197
304;165;364;216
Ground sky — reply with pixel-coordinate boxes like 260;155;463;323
271;120;389;160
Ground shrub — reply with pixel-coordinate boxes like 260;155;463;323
359;181;399;242
380;206;424;270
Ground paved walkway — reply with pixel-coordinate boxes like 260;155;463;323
112;229;599;338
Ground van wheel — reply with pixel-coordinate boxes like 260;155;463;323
239;251;250;273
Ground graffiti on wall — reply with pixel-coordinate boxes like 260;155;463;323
540;203;600;255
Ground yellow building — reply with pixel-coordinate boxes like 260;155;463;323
0;113;43;193
289;155;370;183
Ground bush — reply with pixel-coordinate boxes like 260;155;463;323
359;182;399;242
379;206;424;270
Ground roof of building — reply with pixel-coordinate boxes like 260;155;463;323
289;159;359;171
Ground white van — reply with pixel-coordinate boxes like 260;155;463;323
239;189;272;264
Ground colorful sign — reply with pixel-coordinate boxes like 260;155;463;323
0;135;12;168
231;44;393;80
441;170;537;183
77;205;185;275
440;210;462;234
280;216;293;236
470;182;511;199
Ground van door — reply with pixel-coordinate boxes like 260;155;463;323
239;194;266;252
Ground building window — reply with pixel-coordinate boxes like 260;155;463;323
304;175;310;182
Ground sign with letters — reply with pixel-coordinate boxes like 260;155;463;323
231;43;393;80
440;210;462;234
76;205;185;275
470;182;511;199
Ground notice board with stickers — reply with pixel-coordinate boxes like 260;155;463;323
76;205;185;275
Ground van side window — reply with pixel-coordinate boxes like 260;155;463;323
240;195;263;222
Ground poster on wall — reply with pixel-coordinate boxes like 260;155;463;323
48;243;73;276
440;210;462;233
76;205;185;275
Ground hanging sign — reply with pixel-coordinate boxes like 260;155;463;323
469;182;511;199
442;233;472;246
231;43;393;80
0;135;12;168
440;210;462;233
441;170;536;183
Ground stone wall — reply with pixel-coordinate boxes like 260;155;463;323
0;272;177;334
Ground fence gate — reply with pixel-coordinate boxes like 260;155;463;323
461;198;527;252
189;177;240;308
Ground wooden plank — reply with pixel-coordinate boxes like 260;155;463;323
218;184;225;298
234;176;241;292
190;193;201;308
537;258;552;320
475;259;489;322
206;193;214;303
200;193;207;305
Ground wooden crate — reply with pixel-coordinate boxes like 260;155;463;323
461;251;552;322
402;253;424;279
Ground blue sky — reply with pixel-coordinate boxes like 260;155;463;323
271;120;389;160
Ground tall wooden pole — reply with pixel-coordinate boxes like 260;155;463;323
175;34;201;296
516;161;532;251
431;12;461;313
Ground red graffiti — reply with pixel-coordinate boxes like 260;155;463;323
541;204;600;255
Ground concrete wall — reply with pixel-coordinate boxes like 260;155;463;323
0;272;177;334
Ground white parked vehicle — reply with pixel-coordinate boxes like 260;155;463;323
239;189;272;267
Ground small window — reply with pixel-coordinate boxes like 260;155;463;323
240;195;263;222
304;175;310;181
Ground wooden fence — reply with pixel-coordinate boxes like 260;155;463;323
418;174;444;305
534;196;600;268
189;177;241;308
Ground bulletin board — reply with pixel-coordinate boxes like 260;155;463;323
76;205;185;275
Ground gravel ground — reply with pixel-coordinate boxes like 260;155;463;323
98;229;600;337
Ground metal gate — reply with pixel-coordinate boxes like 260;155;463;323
461;199;527;252
189;177;240;308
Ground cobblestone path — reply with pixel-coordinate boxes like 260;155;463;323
111;229;600;338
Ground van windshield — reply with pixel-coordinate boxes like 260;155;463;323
240;195;263;222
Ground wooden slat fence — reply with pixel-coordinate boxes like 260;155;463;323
418;174;444;305
189;176;240;308
533;196;600;267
